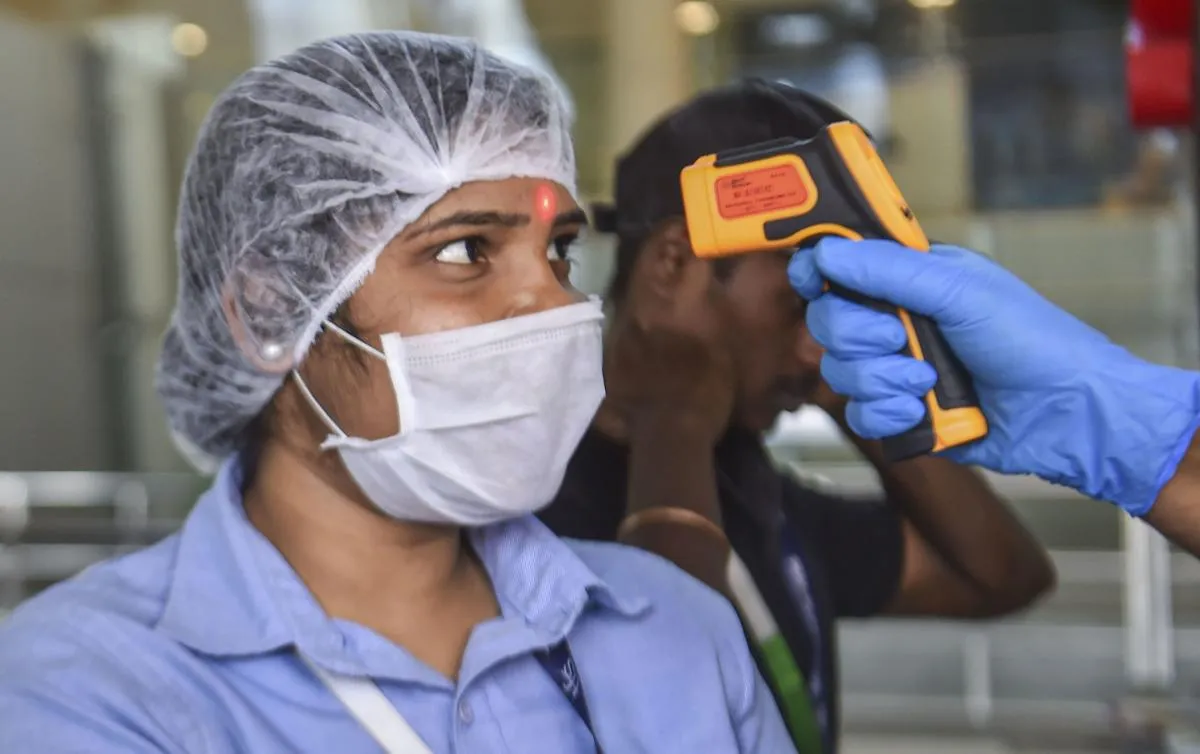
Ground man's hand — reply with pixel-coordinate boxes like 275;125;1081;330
606;253;737;443
806;378;849;420
604;239;737;593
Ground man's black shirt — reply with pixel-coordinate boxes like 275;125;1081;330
538;427;905;752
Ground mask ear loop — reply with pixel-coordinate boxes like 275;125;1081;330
291;321;387;440
291;368;345;440
322;320;386;360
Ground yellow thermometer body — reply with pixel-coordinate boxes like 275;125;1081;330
679;121;987;461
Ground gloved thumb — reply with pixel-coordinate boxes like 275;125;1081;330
807;238;969;318
787;248;825;300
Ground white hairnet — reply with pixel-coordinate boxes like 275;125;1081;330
156;31;577;470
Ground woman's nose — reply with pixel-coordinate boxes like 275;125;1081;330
503;252;579;319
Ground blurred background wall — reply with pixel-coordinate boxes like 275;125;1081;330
0;0;1195;749
2;0;1185;475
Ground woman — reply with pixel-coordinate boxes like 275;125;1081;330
0;32;790;754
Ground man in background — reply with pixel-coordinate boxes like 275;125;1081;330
538;80;1056;753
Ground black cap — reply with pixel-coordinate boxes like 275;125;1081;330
596;79;862;243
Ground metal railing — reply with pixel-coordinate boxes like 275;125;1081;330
0;471;201;608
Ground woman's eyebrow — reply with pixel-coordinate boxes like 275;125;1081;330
411;211;528;237
409;208;590;238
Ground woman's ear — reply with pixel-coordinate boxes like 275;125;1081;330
220;274;297;375
632;217;698;302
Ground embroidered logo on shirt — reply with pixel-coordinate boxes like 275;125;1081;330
559;657;581;699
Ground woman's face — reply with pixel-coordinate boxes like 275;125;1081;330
291;177;587;445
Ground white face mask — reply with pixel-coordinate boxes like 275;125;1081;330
294;299;605;526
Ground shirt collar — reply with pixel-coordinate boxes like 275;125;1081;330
468;515;649;628
156;456;648;668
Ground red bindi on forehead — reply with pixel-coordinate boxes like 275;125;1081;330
533;182;557;224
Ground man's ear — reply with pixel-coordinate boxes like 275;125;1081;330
632;217;697;301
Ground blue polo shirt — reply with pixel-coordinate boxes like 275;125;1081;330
0;458;792;753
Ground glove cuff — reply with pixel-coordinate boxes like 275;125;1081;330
1102;359;1200;516
1142;410;1200;516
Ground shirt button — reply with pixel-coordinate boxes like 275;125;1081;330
457;700;474;726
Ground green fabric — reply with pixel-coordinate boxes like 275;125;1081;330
757;634;823;754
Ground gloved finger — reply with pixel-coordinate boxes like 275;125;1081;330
787;248;823;301
807;295;908;358
792;243;989;303
820;353;937;402
930;243;1001;270
812;238;972;318
844;395;927;440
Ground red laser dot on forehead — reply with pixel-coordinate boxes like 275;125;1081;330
534;183;557;223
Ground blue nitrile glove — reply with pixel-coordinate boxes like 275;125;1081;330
787;238;1200;516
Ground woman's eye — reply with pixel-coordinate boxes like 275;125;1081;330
435;238;483;265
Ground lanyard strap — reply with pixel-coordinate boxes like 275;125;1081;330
758;633;824;754
726;552;825;754
302;656;432;754
304;641;600;754
534;642;604;753
778;527;830;750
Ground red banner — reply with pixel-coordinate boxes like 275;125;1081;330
1127;0;1194;129
1131;0;1193;38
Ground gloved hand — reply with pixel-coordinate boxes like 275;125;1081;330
787;239;1200;516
